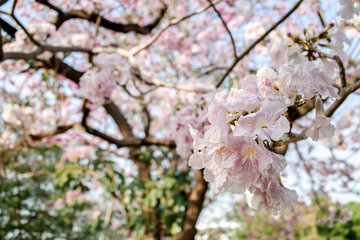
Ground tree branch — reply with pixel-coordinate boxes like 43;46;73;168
0;0;9;6
172;170;208;240
83;125;175;148
318;51;347;88
0;18;16;38
326;79;360;117
10;13;41;46
29;122;176;149
29;124;74;141
333;55;347;88
102;101;134;138
36;0;167;34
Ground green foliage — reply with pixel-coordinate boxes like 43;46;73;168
0;145;103;240
224;197;360;240
316;201;360;240
121;147;191;237
0;143;192;239
230;208;312;240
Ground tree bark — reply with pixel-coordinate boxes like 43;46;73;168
172;170;208;240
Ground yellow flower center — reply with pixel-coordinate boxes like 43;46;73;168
255;116;268;129
242;145;255;159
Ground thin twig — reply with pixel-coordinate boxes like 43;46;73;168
216;0;304;88
333;55;347;88
318;51;347;88
207;0;237;58
316;1;326;28
196;65;228;77
128;55;209;93
11;15;41;46
10;0;17;15
294;143;320;204
29;124;75;140
130;0;223;55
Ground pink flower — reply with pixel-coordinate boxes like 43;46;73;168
65;186;83;203
306;95;335;141
54;198;65;208
256;67;283;98
225;87;263;113
268;36;292;67
227;135;287;174
339;0;359;20
234;100;290;141
93;53;125;70
308;65;339;100
189;130;288;197
173;94;211;159
223;136;287;194
278;62;339;105
328;24;351;60
204;100;229;143
340;209;353;223
79;67;117;105
278;64;315;104
248;178;298;215
0;129;17;149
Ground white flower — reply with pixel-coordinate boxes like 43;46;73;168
339;0;359;20
0;130;17;149
2;104;23;126
306;95;335;141
79;67;117;105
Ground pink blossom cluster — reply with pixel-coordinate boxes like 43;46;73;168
306;95;335;141
62;144;97;162
187;85;297;214
338;0;359;20
54;186;84;208
317;205;353;227
184;61;338;214
172;94;211;159
0;129;17;149
79;53;124;105
2;104;34;127
3;22;55;60
1;104;56;135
